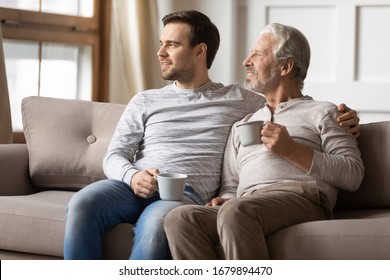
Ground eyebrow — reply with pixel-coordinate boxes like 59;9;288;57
160;40;181;45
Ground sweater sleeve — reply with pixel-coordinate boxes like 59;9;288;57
102;94;145;185
219;125;240;199
308;106;364;191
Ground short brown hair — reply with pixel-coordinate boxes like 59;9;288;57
162;10;220;69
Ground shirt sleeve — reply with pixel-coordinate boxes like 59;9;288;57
308;106;364;191
219;125;240;199
102;94;145;185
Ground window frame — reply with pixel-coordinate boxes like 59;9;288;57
0;0;111;142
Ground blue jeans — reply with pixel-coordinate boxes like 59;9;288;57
63;179;204;260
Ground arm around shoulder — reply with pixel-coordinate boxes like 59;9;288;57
309;107;364;191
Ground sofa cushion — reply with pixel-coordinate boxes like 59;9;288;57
336;121;390;209
267;213;390;259
0;191;72;257
0;190;134;259
22;96;125;191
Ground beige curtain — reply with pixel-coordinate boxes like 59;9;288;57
0;25;12;144
112;0;165;101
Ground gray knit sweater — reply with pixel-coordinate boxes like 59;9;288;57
103;81;265;202
220;96;364;209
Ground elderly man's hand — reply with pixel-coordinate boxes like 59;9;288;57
206;197;229;207
337;103;360;138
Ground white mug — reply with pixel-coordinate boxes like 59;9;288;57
156;173;187;201
236;120;264;147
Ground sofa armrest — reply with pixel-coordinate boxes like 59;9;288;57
336;121;390;209
0;144;36;195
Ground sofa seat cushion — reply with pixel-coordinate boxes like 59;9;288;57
0;191;73;257
22;96;125;191
267;209;390;260
0;189;134;259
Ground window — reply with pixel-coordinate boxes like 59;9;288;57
0;0;111;140
0;0;94;17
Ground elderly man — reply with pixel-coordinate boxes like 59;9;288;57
164;23;364;260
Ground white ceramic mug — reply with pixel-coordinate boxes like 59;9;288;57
236;120;264;147
156;173;187;200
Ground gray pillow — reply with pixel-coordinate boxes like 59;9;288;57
22;96;125;191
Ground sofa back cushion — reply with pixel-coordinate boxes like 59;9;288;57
22;96;125;191
336;121;390;209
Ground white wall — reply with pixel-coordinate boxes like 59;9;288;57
110;0;390;123
253;0;390;124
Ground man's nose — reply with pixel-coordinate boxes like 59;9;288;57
242;55;252;67
157;45;167;57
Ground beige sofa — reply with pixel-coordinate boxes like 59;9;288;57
0;96;389;260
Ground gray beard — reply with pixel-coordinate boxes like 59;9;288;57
244;79;260;92
244;68;279;93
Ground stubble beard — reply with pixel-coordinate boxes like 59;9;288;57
161;64;196;84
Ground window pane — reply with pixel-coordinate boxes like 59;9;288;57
40;43;92;101
0;0;93;17
0;0;39;11
40;44;78;100
41;0;94;17
3;40;39;131
3;41;92;131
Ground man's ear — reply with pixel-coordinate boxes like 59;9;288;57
196;43;207;58
281;58;294;76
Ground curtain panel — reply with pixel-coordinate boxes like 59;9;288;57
112;0;165;102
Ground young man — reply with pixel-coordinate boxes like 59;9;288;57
64;12;359;260
164;23;364;260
